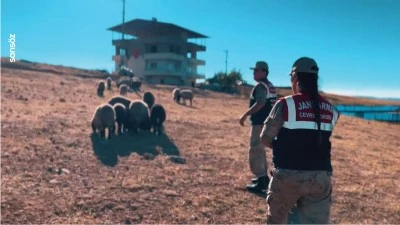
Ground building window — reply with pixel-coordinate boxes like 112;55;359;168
120;49;126;56
150;45;157;53
169;45;174;53
160;79;165;84
150;62;157;70
175;46;181;54
167;62;173;71
174;62;181;71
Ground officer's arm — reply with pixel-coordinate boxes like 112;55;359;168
260;100;284;148
244;102;265;116
243;86;266;116
268;94;277;108
266;86;277;108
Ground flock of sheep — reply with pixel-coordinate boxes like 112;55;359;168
91;76;194;140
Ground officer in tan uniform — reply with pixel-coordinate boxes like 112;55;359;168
239;61;277;194
260;57;340;224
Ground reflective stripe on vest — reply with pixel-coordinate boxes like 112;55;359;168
283;95;339;132
258;81;277;105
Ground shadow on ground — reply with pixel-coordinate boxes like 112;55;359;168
177;102;197;109
90;131;179;167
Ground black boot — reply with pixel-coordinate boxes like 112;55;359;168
246;176;270;193
251;177;259;183
252;175;271;184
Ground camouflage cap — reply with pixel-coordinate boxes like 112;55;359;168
292;57;319;74
250;61;269;71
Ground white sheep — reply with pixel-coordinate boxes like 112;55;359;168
179;89;194;107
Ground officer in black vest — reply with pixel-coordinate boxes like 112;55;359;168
260;57;340;224
239;61;277;194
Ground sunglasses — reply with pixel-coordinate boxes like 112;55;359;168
289;72;297;79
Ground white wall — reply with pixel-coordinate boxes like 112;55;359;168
126;56;145;79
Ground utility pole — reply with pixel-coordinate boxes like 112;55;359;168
121;0;126;67
224;50;228;75
122;0;125;41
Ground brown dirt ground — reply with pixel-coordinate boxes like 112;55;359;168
1;59;399;224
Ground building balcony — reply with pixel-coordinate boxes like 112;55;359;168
142;36;186;44
187;73;206;79
187;42;206;51
144;53;185;61
112;39;133;47
143;69;184;76
187;58;205;66
143;69;205;80
112;38;206;52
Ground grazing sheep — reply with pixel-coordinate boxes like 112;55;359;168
143;91;155;108
131;78;142;91
128;100;150;134
172;88;181;103
113;103;128;135
117;79;132;88
179;89;194;106
108;96;132;111
119;84;128;96
91;103;116;139
97;81;106;97
106;77;112;90
150;104;166;136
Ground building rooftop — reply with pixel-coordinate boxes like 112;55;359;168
108;18;209;39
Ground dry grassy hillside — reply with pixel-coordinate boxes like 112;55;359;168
1;60;399;224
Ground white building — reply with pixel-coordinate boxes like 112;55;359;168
108;18;208;87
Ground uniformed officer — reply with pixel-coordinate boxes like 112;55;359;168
239;61;277;193
260;57;340;224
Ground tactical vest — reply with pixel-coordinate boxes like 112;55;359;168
272;93;340;171
249;79;277;125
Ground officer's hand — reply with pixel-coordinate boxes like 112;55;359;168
239;114;247;126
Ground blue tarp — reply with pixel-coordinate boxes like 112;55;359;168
336;105;400;122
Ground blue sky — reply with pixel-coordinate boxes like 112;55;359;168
1;0;399;98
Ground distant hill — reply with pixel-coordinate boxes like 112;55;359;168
354;96;400;102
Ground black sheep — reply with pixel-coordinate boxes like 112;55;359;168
91;103;116;139
150;104;166;136
143;91;155;109
128;100;151;134
97;81;106;97
113;103;128;135
106;77;112;90
108;96;132;110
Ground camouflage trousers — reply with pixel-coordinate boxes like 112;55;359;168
249;125;268;178
266;168;332;224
